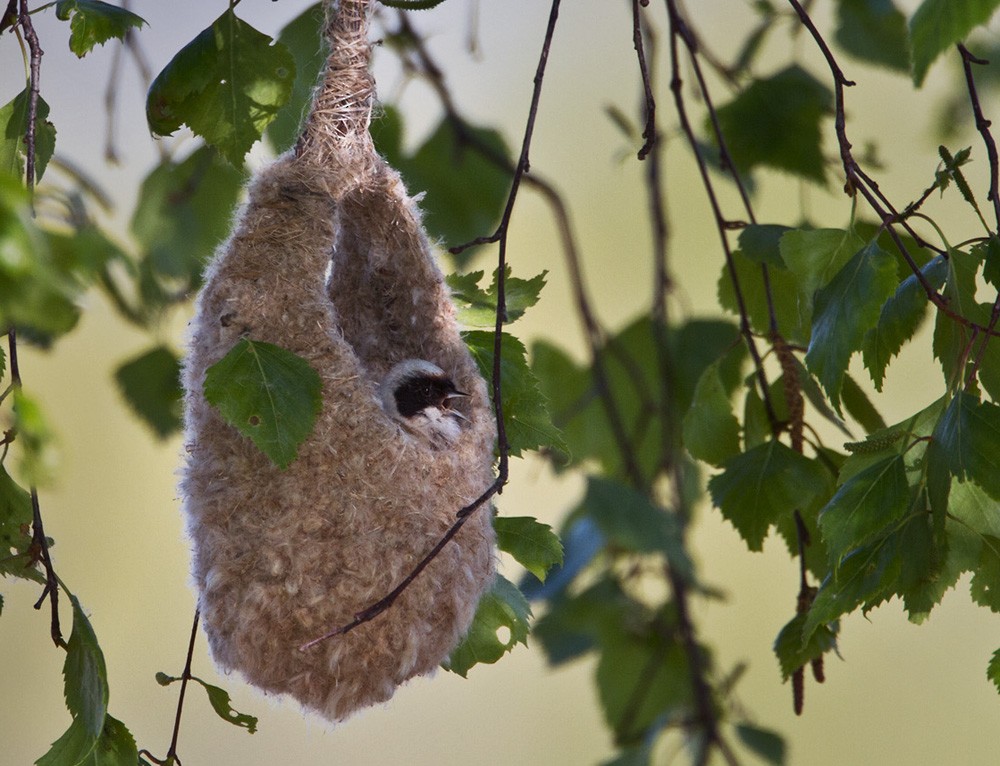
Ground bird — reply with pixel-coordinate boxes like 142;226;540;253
378;359;470;447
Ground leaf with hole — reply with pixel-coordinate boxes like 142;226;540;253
156;673;258;732
444;575;531;677
203;338;322;469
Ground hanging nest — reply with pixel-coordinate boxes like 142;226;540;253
180;0;496;721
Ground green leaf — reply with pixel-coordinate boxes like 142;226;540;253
64;596;110;738
933;249;984;389
0;90;56;182
835;0;909;72
735;723;787;766
583;476;693;580
596;615;692;743
12;388;57;486
805;242;898;412
0;464;42;582
988;647;1000;693
533;577;630;665
804;513;933;640
446;267;547;327
131;146;243;300
396;119;512;262
114;346;183;439
737;224;793;266
90;715;139;766
971;536;1000;611
464;330;565;457
445;575;530;677
818;455;910;566
719;247;811;344
203;338;323;469
494;516;563;582
55;0;146;58
909;0;1000;86
840;373;887;434
773;612;838;681
156;673;258;733
933;390;1000;499
708;441;830;551
36;716;97;766
0;177;80;342
713;65;833;182
683;358;741;466
38;713;143;766
862;255;948;390
146;9;295;165
779;228;863;300
266;2;326;153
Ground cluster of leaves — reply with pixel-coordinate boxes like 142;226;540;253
691;0;1000;708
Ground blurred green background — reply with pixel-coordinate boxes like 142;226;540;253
2;1;999;763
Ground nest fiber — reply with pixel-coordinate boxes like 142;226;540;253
180;0;496;720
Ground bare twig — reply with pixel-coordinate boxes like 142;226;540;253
631;0;656;160
957;43;1000;388
664;0;779;434
17;0;43;197
7;330;63;647
139;610;201;766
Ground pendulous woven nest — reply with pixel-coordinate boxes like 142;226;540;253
179;0;496;721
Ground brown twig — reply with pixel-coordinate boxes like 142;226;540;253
957;44;1000;388
7;330;63;647
300;476;505;648
631;0;656;160
17;0;42;196
664;0;779;435
7;4;62;649
139;610;201;766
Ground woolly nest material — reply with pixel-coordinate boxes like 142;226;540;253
180;0;496;721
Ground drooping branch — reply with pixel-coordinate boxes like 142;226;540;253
664;0;780;434
785;0;1000;345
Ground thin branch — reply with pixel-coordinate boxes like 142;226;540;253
784;0;1000;350
139;610;201;766
958;44;1000;231
300;476;505;648
664;0;779;434
631;0;656;160
17;0;43;197
7;330;63;647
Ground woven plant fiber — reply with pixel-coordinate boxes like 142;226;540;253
180;0;496;721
